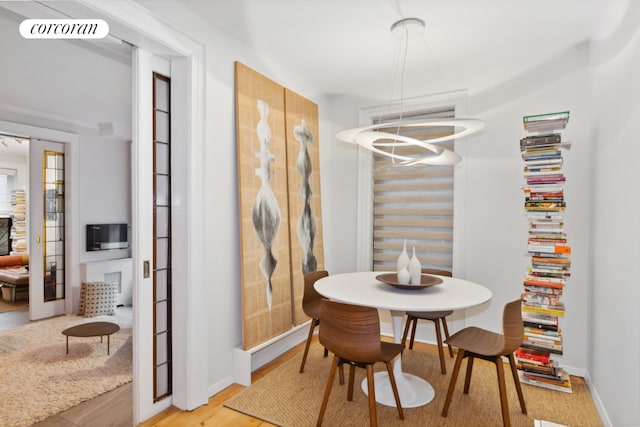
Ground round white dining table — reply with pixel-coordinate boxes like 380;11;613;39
314;271;492;408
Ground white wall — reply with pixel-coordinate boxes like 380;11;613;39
589;2;640;425
320;95;364;275
78;130;132;264
462;51;594;375
0;154;28;191
0;6;132;311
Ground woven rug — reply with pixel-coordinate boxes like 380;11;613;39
225;343;602;427
0;314;132;427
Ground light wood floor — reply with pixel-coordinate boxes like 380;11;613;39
34;334;372;426
32;337;310;427
135;341;308;427
32;381;134;427
31;336;588;427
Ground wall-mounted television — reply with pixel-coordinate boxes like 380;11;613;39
86;224;129;251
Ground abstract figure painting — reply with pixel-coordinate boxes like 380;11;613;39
236;62;293;349
252;99;281;311
236;63;324;349
294;119;317;274
284;88;324;326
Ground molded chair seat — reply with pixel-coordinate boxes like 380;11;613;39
441;298;527;427
401;268;454;374
316;300;404;427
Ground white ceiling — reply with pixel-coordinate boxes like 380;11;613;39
0;135;28;157
0;0;629;148
178;0;626;99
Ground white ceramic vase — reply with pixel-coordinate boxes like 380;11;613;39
397;239;410;273
397;267;411;284
409;246;422;284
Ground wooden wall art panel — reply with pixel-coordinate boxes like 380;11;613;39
235;63;325;349
235;62;293;349
284;88;325;326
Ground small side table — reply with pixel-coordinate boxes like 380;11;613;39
62;321;120;355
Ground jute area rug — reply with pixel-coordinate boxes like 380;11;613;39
225;343;602;427
0;314;132;427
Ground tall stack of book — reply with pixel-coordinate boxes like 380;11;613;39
10;189;27;254
518;111;572;393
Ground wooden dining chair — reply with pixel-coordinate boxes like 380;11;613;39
401;268;454;374
299;270;330;373
316;299;404;427
441;298;527;427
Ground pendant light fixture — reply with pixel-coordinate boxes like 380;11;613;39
336;17;484;166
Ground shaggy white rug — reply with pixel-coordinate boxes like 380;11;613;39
0;314;132;427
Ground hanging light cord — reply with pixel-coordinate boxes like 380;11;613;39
421;35;447;92
397;23;409;124
392;0;405;19
390;23;410;161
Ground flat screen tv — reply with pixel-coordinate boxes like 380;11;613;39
86;223;129;251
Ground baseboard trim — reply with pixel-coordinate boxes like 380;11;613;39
232;322;310;386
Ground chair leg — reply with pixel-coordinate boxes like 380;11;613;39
385;361;404;420
347;364;356;401
508;354;527;414
441;317;454;357
433;319;447;374
401;315;412;348
442;349;465;417
300;319;318;373
316;355;339;427
401;316;417;349
365;364;378;427
463;356;474;394
409;318;418;349
495;357;511;427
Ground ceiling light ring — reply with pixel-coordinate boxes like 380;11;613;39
354;130;442;153
353;130;463;165
336;16;485;166
337;118;485;146
390;18;425;40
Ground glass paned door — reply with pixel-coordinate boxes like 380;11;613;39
43;151;65;301
29;139;66;320
153;72;172;401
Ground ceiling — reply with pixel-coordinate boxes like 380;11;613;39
177;0;625;100
0;135;29;157
0;0;629;150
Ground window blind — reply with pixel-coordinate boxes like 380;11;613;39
372;108;455;272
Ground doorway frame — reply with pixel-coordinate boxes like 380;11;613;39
88;1;208;421
35;0;208;422
0;121;79;318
